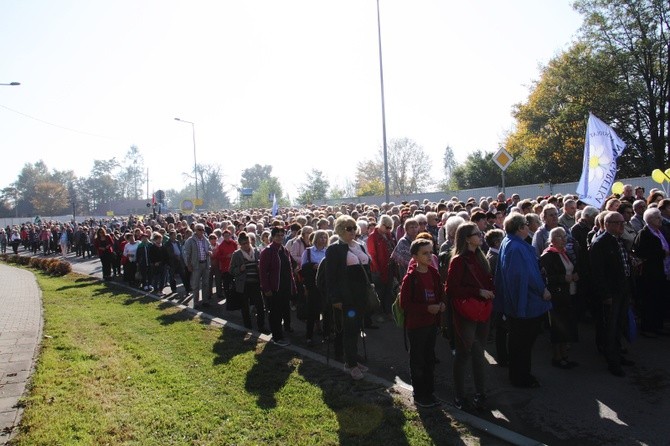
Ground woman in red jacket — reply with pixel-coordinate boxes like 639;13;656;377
93;227;115;280
213;230;238;299
367;214;396;325
445;222;495;410
399;238;445;408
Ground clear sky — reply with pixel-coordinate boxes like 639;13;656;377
0;0;583;200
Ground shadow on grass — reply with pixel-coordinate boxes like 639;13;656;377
155;306;199;325
211;328;258;367
55;276;99;291
415;406;469;446
238;331;478;444
300;357;416;445
244;341;297;410
242;338;415;445
92;285;130;298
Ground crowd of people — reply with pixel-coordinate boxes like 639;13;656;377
4;182;670;410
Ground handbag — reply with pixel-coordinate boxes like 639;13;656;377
358;257;380;313
624;306;637;343
452;297;492;322
450;257;493;323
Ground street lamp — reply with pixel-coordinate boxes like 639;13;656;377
0;82;20;86
375;0;390;204
174;117;198;201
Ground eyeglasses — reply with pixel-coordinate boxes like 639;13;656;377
469;232;482;237
196;228;204;232
345;226;357;232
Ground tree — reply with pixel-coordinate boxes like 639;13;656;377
198;164;231;210
438;145;459;191
296;169;330;205
329;179;356;200
118;146;145;200
357;178;385;197
85;159;121;210
386;138;433;194
574;0;669;170
354;159;384;196
505;40;645;181
10;161;78;216
354;138;433;196
0;186;21;217
451;151;501;189
12;161;50;216
503;1;669;181
248;178;285;209
240;164;274;191
31;181;69;215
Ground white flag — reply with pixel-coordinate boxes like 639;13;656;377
576;113;626;208
271;193;278;217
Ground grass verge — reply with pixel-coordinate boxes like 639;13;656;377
11;271;488;445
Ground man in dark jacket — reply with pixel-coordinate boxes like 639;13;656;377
571;206;598;321
259;227;296;346
164;230;189;295
589;211;635;377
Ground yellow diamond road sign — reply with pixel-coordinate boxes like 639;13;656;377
493;148;514;171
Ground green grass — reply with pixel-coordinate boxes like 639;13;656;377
11;271;487;445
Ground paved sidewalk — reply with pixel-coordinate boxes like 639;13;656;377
0;264;42;445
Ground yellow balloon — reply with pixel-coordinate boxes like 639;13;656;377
611;182;624;195
665;168;670;179
652;169;666;184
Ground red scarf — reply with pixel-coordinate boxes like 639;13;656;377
544;245;571;263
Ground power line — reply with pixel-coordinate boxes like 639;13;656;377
0;103;117;140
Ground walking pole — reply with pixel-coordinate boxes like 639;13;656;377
326;306;336;365
360;316;368;362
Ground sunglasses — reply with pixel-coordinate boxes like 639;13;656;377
345;226;357;232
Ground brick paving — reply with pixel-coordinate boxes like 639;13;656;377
0;264;42;445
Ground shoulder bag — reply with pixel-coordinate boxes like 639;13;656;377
451;257;493;322
355;246;380;313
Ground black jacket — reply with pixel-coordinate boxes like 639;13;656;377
633;226;669;281
590;232;631;303
325;240;370;310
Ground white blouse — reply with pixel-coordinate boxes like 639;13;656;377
346;240;370;266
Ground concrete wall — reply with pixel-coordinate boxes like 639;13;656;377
320;176;660;207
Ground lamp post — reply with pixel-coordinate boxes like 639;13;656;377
0;82;20;86
375;0;390;204
174;117;198;201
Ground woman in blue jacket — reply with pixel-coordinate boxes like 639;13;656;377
495;213;552;388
